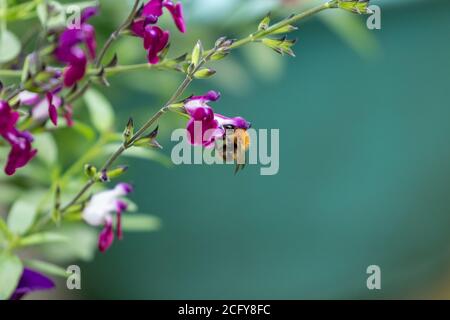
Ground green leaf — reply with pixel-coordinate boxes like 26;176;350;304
121;214;161;232
0;252;23;300
103;144;173;167
84;88;115;133
0;183;21;205
72;121;97;141
41;224;98;263
0;30;21;64
34;133;58;167
45;1;67;30
62;1;99;11
36;3;48;27
0;216;13;240
24;259;68;278
18;232;68;247
7;191;46;236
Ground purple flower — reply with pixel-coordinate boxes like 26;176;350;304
131;0;185;64
54;7;98;87
3;129;38;176
0;100;19;134
142;0;186;33
0;101;37;176
19;90;63;126
183;91;251;147
82;183;133;252
10;268;55;300
144;25;170;64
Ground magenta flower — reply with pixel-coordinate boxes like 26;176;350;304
10;268;55;300
183;91;251;147
131;0;185;64
144;25;170;64
54;7;98;87
19;90;64;127
142;0;186;33
0;100;19;134
2;129;37;176
82;183;133;252
0;101;37;176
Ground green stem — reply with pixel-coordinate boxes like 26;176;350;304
231;2;331;50
54;2;333;214
94;0;140;68
59;0;140;116
0;2;333;80
59;52;214;214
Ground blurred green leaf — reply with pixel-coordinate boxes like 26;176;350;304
36;2;48;27
242;43;284;82
0;252;23;300
2;0;39;22
34;133;58;167
0;30;21;64
0;183;21;205
84;88;115;133
0;217;13;242
45;1;66;30
319;10;379;59
18;232;68;247
7;191;46;236
72;121;97;141
41;223;98;263
121;214;161;232
62;1;99;11
24;259;69;278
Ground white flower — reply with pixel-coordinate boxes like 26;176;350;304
82;183;133;252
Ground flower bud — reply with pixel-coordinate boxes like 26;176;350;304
191;40;203;68
193;68;216;79
105;166;129;179
210;50;230;61
334;0;373;14
99;169;109;182
84;164;98;178
133;126;162;149
258;12;271;31
123;117;134;144
262;37;297;57
215;37;228;48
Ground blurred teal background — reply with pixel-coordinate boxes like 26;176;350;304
45;0;450;298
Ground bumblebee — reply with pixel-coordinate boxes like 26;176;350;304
215;125;251;174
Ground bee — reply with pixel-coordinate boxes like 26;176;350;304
215;125;251;174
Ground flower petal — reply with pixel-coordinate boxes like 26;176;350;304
10;268;55;300
163;1;186;33
98;219;114;252
142;0;164;17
